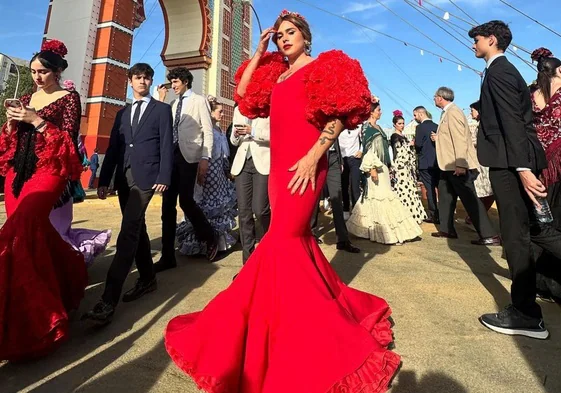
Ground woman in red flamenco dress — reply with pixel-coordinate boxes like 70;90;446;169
0;40;87;361
165;10;401;392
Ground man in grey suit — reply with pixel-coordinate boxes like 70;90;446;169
155;67;218;271
231;106;271;263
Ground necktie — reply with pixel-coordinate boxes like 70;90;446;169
480;68;487;87
173;95;183;145
132;100;142;135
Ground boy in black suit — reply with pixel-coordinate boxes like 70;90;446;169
470;21;561;339
83;63;174;324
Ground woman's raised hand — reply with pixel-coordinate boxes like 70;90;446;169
256;27;276;56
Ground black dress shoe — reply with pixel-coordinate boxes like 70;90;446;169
336;241;360;253
314;235;323;244
206;231;220;262
122;278;157;303
431;231;458;239
154;257;177;273
479;304;549;340
81;301;115;325
471;236;501;246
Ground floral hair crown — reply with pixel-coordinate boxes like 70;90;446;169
531;47;554;63
62;79;76;91
41;39;68;58
279;9;306;21
371;95;380;104
393;110;404;117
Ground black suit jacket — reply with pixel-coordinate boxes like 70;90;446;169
414;120;438;169
477;56;546;171
99;98;174;191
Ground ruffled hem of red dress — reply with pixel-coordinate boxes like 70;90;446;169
35;122;83;180
165;308;400;393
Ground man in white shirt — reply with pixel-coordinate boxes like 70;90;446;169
339;126;362;218
230;106;271;263
156;67;218;270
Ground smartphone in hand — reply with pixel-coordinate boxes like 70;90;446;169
4;99;22;109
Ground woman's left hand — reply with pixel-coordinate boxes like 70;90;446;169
288;153;318;195
6;106;40;126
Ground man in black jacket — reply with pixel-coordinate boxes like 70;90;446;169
470;21;561;339
413;106;439;223
83;63;174;324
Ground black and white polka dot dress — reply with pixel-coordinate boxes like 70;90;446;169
391;136;427;225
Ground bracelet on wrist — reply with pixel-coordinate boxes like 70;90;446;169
34;121;47;133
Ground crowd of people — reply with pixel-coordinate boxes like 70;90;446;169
0;9;560;393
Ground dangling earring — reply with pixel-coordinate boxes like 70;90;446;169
56;73;61;83
304;41;312;56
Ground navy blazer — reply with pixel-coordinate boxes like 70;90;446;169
478;56;546;171
414;120;438;169
99;98;174;191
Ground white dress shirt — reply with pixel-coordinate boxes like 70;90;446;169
338;127;362;158
131;95;152;125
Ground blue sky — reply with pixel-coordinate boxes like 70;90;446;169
1;0;559;127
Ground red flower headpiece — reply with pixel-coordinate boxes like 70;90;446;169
279;9;306;21
393;109;403;117
531;47;553;63
41;39;68;58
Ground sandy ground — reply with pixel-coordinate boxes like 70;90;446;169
0;193;559;393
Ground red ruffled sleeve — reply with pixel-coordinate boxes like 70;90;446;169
0;124;18;176
35;91;83;180
303;50;371;130
0;94;32;176
234;51;288;119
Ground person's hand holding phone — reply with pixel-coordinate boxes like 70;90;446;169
234;124;252;138
4;99;22;134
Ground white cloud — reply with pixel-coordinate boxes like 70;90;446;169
347;24;387;44
342;2;383;13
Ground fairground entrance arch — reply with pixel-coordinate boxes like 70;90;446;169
43;0;252;187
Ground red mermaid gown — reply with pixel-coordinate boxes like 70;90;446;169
0;91;87;361
165;51;400;392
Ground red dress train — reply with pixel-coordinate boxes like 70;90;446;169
0;92;87;361
165;51;400;392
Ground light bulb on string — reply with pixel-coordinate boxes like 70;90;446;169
443;12;450;20
458;65;462;71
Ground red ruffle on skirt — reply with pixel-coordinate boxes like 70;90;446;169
0;169;87;361
165;235;400;393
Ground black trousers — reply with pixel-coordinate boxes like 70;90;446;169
342;156;362;212
161;147;214;260
438;170;497;238
490;168;561;318
235;157;271;263
419;168;440;220
102;168;155;306
311;151;349;243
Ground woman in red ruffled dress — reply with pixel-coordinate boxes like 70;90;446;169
0;40;87;361
164;10;400;392
530;47;561;302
